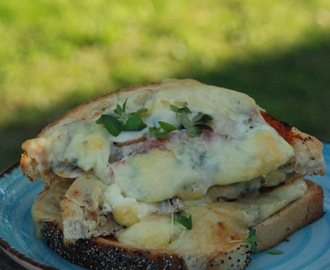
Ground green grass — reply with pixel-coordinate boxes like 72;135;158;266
1;0;330;172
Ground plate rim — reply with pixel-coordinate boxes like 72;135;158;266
0;163;59;270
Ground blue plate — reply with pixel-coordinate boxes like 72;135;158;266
1;143;330;270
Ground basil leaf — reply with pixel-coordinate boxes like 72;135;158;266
123;115;147;131
158;121;177;132
96;114;123;137
174;212;192;230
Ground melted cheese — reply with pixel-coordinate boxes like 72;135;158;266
30;80;294;192
37;121;112;182
105;183;159;227
113;126;293;202
117;179;307;270
32;172;307;270
29;79;298;235
32;180;73;225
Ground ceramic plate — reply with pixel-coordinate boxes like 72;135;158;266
1;143;330;270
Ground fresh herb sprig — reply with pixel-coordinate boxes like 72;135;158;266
267;249;284;255
96;99;148;137
228;229;258;253
97;99;213;139
149;121;177;139
174;211;193;230
243;229;258;254
170;104;213;137
149;104;214;139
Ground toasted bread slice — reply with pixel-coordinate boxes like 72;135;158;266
38;179;323;270
254;180;324;251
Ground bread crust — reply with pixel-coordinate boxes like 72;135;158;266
39;179;324;270
261;110;325;176
254;180;324;251
41;222;186;270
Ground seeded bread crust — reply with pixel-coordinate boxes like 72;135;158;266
42;222;252;270
39;179;323;270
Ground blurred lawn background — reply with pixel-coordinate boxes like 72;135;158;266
1;0;330;172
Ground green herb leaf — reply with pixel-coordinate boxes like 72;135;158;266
170;104;191;114
194;123;214;132
243;229;258;254
149;103;214;139
180;111;192;129
170;104;214;137
174;212;192;230
123;115;147;131
149;127;170;139
158;121;177;132
136;107;149;115
96;114;123;137
267;249;284;255
114;98;127;116
97;99;148;136
186;126;201;137
149;121;177;139
192;112;213;124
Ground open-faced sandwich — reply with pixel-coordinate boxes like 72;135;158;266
20;79;325;270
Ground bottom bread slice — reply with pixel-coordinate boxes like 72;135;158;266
40;179;324;270
254;179;324;251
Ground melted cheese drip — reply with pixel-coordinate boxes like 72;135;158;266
32;121;112;183
32;180;73;225
112;127;293;202
117;179;307;270
32;175;307;270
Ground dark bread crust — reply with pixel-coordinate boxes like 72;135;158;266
41;222;252;270
260;110;325;176
40;180;324;270
41;222;186;270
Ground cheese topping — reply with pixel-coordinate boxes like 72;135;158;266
112;127;293;202
32;175;307;270
116;179;307;270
